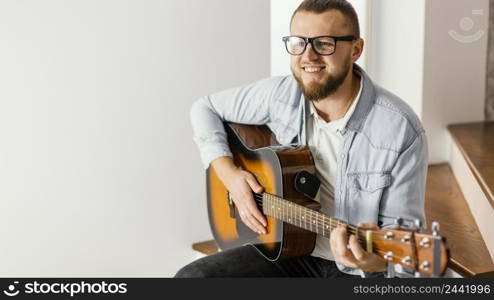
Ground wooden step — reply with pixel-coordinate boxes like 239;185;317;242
448;122;494;209
425;163;494;277
192;240;219;256
448;122;494;260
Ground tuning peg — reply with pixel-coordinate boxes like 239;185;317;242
394;217;403;227
432;221;440;236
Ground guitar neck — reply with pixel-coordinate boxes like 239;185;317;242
259;192;371;250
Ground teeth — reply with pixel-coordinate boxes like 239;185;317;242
304;67;322;73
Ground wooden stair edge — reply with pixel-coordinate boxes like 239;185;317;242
447;122;494;210
192;240;219;256
449;258;494;278
426;163;494;278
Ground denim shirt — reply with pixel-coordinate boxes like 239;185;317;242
190;64;428;277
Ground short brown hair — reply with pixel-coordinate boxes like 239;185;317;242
291;0;360;38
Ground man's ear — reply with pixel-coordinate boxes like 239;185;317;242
351;38;364;63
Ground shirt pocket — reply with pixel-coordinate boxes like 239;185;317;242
347;173;391;224
350;173;391;192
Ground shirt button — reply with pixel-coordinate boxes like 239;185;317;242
341;154;345;159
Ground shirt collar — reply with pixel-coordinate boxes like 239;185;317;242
344;64;376;133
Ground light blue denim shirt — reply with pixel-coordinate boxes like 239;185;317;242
190;64;428;277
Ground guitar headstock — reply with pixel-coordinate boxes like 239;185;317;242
366;220;449;277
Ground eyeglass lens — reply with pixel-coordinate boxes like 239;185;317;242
285;36;336;55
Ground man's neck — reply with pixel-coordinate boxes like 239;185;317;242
312;70;360;123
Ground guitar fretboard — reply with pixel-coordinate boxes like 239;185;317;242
260;193;367;243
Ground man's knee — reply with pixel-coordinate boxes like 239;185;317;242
174;262;209;278
174;246;258;278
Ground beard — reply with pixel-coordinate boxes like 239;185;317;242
293;56;351;102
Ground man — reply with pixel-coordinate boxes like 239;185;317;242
176;0;427;278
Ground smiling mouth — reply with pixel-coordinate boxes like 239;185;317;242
303;66;326;73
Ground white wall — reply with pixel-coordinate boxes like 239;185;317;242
0;0;270;277
368;0;488;163
271;0;370;76
367;0;426;120
271;0;302;76
422;0;488;163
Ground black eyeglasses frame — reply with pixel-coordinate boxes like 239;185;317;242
282;35;356;56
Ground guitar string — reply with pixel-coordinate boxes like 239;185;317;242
253;193;361;232
251;195;398;254
252;194;391;238
252;193;420;256
227;193;422;263
232;191;424;262
250;195;413;262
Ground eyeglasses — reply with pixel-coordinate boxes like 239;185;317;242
282;35;356;56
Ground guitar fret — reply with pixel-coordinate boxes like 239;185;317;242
262;193;342;239
311;210;314;233
323;217;326;237
302;206;305;229
280;196;283;222
309;208;312;232
276;195;279;220
276;195;280;220
258;193;447;275
316;211;319;234
313;211;316;233
284;198;287;223
287;200;289;223
270;194;274;219
271;194;274;218
283;196;285;222
299;205;301;228
277;196;282;221
288;202;291;224
289;203;292;225
283;199;286;222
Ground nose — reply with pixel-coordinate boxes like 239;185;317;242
301;42;319;61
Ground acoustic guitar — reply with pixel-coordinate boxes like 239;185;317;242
206;122;449;277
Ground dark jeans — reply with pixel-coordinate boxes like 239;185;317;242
174;245;360;278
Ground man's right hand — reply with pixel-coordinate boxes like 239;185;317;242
211;157;267;234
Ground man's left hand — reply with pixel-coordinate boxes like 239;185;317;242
330;223;387;273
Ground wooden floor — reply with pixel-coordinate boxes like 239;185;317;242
426;164;494;277
448;122;494;209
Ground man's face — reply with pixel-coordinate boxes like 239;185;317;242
290;10;359;101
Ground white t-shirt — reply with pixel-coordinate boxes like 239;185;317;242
308;78;363;261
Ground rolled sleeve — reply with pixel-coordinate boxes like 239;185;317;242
190;97;233;169
190;77;284;169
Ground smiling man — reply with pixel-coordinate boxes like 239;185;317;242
177;0;428;278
